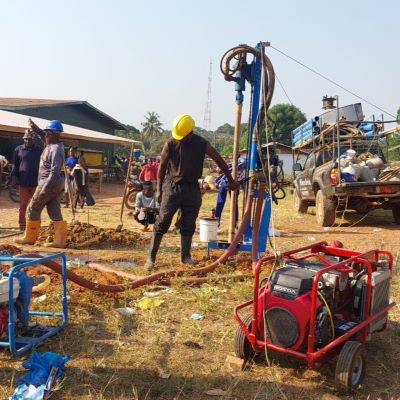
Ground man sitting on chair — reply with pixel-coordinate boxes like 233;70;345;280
134;181;159;231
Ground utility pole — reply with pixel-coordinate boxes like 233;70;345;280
203;60;213;133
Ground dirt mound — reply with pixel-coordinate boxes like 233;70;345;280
0;244;21;255
37;222;149;249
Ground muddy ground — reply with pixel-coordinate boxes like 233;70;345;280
0;183;399;400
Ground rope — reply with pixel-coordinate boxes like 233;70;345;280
261;254;287;400
270;45;396;119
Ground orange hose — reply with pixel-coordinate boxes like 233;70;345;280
20;193;255;293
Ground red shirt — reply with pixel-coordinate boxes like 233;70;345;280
139;164;157;181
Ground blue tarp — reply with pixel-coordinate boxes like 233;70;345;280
17;352;70;386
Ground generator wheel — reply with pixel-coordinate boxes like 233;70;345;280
234;314;255;360
392;205;400;224
294;189;308;213
335;341;366;394
315;190;336;227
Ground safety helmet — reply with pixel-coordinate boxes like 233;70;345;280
44;120;64;132
172;114;195;141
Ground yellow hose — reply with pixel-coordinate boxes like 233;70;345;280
317;291;335;340
32;274;51;293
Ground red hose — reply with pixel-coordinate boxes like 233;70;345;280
20;192;255;293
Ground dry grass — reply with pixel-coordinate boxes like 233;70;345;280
0;185;399;399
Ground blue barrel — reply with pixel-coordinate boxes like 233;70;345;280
132;149;141;158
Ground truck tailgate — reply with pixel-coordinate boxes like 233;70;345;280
334;181;400;195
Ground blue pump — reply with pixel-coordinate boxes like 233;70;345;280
0;252;68;356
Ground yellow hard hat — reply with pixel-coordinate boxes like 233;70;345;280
172;114;195;141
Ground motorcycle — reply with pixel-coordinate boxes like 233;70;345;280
124;176;143;210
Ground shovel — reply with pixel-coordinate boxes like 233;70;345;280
116;143;134;232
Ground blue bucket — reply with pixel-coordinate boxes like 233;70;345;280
132;149;141;158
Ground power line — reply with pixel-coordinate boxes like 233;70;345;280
275;73;293;105
270;45;396;118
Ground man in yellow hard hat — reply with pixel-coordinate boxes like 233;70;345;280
144;114;237;270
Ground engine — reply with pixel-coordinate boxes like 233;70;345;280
257;257;392;351
0;271;34;338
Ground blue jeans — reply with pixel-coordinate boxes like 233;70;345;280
215;186;238;226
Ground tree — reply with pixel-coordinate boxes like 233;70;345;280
141;112;163;138
114;126;141;157
216;123;234;135
266;104;307;145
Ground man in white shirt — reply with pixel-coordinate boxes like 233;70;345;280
0;155;8;168
0;155;8;189
134;181;159;231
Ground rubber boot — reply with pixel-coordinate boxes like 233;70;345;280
144;233;163;271
45;220;68;248
181;235;197;265
15;219;41;245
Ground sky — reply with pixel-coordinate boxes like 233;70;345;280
1;0;399;131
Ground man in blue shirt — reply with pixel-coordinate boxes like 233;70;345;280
12;130;42;231
214;155;247;230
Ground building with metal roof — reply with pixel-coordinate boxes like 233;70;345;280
0;98;140;167
0;98;127;135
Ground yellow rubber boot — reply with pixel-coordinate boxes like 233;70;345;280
15;219;41;245
45;220;68;248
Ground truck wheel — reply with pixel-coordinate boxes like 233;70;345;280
294;190;308;213
392;205;400;224
335;341;366;394
234;314;255;360
315;190;336;227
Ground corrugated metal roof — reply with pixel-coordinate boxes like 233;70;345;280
0;97;128;134
0;110;140;146
0;98;80;107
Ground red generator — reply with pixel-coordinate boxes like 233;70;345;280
234;242;395;394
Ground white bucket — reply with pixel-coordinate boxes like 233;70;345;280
199;217;218;242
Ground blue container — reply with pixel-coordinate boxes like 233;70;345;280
132;149;141;158
357;123;374;136
292;119;314;146
341;172;356;182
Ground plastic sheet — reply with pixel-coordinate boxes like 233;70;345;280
17;352;70;386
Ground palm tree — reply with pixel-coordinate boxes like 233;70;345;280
141;112;163;138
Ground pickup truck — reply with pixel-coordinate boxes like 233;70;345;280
293;137;400;226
